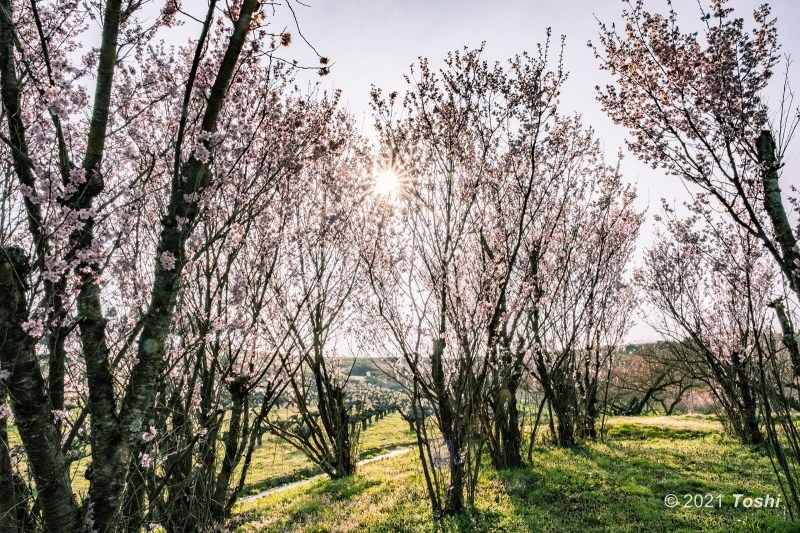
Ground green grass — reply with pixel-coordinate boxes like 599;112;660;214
231;416;796;532
5;409;416;500
238;411;418;496
7;409;795;531
5;420;92;497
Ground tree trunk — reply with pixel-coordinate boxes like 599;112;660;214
554;406;576;447
502;392;523;467
736;375;763;445
211;379;247;520
0;389;20;533
741;401;764;446
769;299;800;377
0;248;78;531
44;275;70;424
581;412;596;440
486;343;524;469
432;325;467;513
581;391;599;440
549;366;578;447
329;387;355;478
444;435;466;515
757;130;800;305
527;398;547;461
731;351;764;446
489;387;523;469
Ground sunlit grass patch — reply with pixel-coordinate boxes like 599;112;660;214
237;412;417;497
232;416;795;532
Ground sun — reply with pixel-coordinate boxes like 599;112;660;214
374;169;400;196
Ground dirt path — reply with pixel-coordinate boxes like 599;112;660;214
239;447;412;504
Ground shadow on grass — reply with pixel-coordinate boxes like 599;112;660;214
306;475;381;501
231;422;797;532
493;428;796;533
232;475;381;531
607;423;712;441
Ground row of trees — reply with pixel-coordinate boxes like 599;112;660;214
361;41;642;513
0;1;379;530
1;0;799;530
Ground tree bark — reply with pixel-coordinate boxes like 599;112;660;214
0;388;20;533
210;378;247;520
485;340;524;469
488;384;523;469
444;432;465;515
0;248;78;531
732;351;764;446
757;130;800;298
769;299;800;377
432;321;466;513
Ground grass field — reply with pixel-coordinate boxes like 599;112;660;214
238;410;418;496
6;409;795;531
231;414;798;532
4;403;416;500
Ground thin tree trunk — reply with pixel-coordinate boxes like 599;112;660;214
211;379;247;520
503;391;523;467
527;397;546;461
410;378;441;513
228;392;274;516
0;388;19;533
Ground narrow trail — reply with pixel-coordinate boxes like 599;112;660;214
239;447;412;504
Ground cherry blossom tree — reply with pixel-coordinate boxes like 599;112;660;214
594;0;800;364
265;103;372;480
637;212;774;445
520;133;641;446
365;46;500;515
468;34;568;469
0;1;331;530
120;84;350;530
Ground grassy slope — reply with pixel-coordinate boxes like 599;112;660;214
232;415;798;532
5;407;416;500
239;411;418;496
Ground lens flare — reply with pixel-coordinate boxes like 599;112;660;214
375;170;399;196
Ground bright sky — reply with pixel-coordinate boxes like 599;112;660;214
159;1;800;342
271;0;799;342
